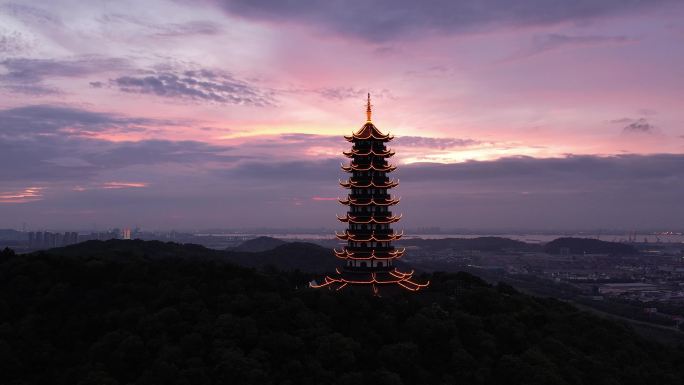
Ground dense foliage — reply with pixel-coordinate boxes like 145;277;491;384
1;243;683;385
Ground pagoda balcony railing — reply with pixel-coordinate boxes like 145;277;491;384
344;243;397;249
337;213;401;223
343;265;393;272
352;142;387;150
344;247;397;253
340;178;397;187
346;225;394;235
349;159;389;165
347;211;393;217
347;194;390;200
350;176;390;182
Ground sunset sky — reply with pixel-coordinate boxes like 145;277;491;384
1;0;683;231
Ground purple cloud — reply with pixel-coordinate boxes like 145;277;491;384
111;69;273;106
0;56;130;94
0;29;32;55
99;14;222;37
0;104;156;136
213;0;677;41
506;33;636;61
622;118;655;134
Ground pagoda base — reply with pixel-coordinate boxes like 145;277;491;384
310;267;429;294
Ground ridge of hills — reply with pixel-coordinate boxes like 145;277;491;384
42;238;339;273
0;241;682;384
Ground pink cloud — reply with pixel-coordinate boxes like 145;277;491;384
0;187;43;204
312;196;338;201
102;182;148;189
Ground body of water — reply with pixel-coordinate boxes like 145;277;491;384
198;232;684;244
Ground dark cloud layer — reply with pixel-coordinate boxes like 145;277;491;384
0;104;238;183
0;56;129;94
0;57;129;83
0;3;61;26
99;14;222;37
505;33;636;60
622;118;655;134
399;154;684;183
112;70;273;106
2;104;682;229
0;105;155;136
215;0;676;41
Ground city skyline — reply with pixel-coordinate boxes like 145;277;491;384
1;0;683;230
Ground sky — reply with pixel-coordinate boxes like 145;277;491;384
0;0;683;231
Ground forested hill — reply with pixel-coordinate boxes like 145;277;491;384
1;245;684;385
39;239;339;272
230;236;287;252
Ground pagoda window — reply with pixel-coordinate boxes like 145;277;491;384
377;261;384;267
361;262;368;268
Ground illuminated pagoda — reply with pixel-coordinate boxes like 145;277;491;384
311;94;429;293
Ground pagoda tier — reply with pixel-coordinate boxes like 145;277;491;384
341;163;397;172
333;248;406;260
311;94;429;294
336;213;403;223
343;148;395;158
338;197;401;206
335;229;404;242
344;122;393;142
339;178;399;189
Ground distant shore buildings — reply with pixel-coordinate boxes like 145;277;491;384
28;231;79;248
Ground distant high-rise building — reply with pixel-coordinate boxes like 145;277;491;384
311;94;428;294
122;228;131;240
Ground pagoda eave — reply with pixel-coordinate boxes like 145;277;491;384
336;214;403;223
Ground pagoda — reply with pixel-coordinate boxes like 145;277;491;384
311;94;429;294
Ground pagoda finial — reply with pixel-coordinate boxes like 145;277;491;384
366;92;372;123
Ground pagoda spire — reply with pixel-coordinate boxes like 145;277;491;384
366;92;372;122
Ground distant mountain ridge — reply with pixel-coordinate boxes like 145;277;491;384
43;239;338;273
30;236;639;275
231;236;288;252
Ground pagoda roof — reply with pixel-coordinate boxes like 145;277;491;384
344;122;393;142
341;162;396;172
338;197;400;206
339;178;399;189
336;213;402;224
335;230;404;241
343;148;395;158
310;268;429;292
334;248;406;260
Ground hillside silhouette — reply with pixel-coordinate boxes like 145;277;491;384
231;236;287;252
1;243;684;384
